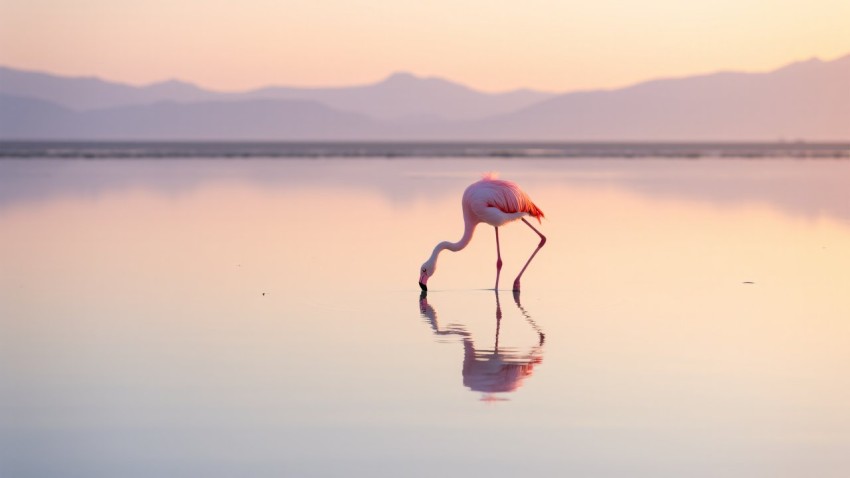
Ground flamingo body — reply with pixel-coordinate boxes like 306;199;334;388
463;175;544;227
419;175;547;291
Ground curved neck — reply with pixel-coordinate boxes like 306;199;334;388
430;212;477;262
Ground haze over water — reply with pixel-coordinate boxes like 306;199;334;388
2;156;850;477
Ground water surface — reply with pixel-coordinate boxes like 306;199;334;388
2;158;849;477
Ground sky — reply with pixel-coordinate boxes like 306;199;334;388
1;0;849;93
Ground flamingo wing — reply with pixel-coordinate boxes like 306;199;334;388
464;178;544;226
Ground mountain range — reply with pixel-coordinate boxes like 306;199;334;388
1;55;848;141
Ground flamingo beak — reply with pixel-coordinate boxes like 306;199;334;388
419;270;429;291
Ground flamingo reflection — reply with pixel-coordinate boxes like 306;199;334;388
418;290;545;400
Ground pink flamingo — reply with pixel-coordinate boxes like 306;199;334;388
419;174;546;291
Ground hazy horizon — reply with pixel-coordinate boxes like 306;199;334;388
4;53;848;141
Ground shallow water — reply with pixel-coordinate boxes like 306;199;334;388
2;158;850;477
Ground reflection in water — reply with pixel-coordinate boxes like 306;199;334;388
3;158;850;475
419;290;545;401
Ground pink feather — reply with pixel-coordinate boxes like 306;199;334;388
479;176;545;223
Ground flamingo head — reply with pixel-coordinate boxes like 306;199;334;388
419;258;437;291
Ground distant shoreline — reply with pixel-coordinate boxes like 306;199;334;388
1;141;849;159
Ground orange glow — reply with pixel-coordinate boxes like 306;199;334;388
1;1;849;91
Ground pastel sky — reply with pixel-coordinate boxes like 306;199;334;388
1;0;849;92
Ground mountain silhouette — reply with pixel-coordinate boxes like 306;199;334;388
465;55;850;141
0;66;218;110
0;67;552;121
0;95;378;140
1;54;848;140
238;71;555;121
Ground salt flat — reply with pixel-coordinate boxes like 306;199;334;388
1;157;849;477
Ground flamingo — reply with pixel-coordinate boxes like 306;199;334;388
419;174;546;291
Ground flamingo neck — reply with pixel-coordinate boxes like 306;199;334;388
431;213;477;262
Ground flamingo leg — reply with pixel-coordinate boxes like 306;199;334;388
494;226;503;290
512;218;547;291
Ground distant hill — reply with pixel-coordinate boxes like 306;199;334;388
0;95;378;140
465;55;850;141
0;66;218;110
0;67;554;121
237;72;555;121
1;54;848;140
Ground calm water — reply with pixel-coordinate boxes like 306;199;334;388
2;157;850;477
